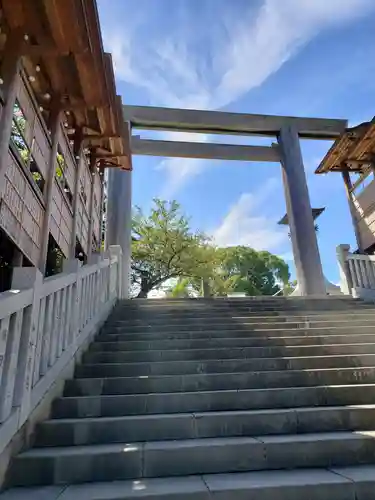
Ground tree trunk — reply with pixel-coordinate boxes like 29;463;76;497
137;278;150;298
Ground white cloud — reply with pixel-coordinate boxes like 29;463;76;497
153;131;211;197
215;0;375;107
212;178;288;251
157;157;210;199
102;0;375;194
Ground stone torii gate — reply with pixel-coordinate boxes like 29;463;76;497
108;106;347;297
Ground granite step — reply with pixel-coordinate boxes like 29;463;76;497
91;330;375;352
110;305;375;318
106;311;375;327
87;340;375;361
35;404;375;446
10;431;375;486
4;466;375;500
64;366;375;396
6;297;375;499
96;327;375;341
76;353;375;378
102;318;375;333
53;384;375;418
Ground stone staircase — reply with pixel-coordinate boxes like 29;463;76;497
3;296;375;499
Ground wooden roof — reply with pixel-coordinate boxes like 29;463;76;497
316;117;375;175
0;0;131;170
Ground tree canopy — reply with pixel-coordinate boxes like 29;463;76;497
131;199;213;297
131;198;290;298
212;246;290;296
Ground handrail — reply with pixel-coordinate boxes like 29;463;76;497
337;244;375;299
0;245;123;455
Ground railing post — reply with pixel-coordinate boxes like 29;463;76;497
367;260;375;288
336;244;352;295
70;128;84;259
88;252;102;313
11;267;43;426
361;258;370;289
63;259;83;347
109;245;123;299
354;259;363;288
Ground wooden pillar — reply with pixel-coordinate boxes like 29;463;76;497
98;167;105;252
0;30;24;192
70;128;84;258
342;171;363;252
87;151;97;260
106;167;118;249
39;96;62;274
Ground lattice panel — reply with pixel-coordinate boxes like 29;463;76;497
93;209;100;243
77;197;89;254
17;78;35;146
32;117;50;178
93;174;101;213
80;158;91;204
0;152;43;265
51;181;73;257
58;126;76;194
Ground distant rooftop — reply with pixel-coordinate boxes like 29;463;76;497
278;208;325;226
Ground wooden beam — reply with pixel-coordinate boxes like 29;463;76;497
131;137;281;163
344;159;375;169
123;105;348;140
83;133;121;140
23;45;61;57
96;153;129;159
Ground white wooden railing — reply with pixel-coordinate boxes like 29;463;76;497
337;244;375;300
0;245;123;454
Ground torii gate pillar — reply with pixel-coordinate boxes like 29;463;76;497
278;125;326;296
106;168;132;299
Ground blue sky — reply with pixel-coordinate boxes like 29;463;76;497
98;0;375;283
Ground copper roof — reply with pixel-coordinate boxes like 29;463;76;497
0;0;131;170
316;117;375;175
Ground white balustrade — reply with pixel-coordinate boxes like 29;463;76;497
0;245;122;454
337;244;375;300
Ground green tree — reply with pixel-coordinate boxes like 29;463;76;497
283;280;298;296
166;278;192;298
210;246;290;296
132;199;213;298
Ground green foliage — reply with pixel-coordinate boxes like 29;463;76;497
207;246;290;297
11;114;29;163
283;280;298;296
11;101;45;193
56;152;65;179
132;199;213;297
166;278;192;298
